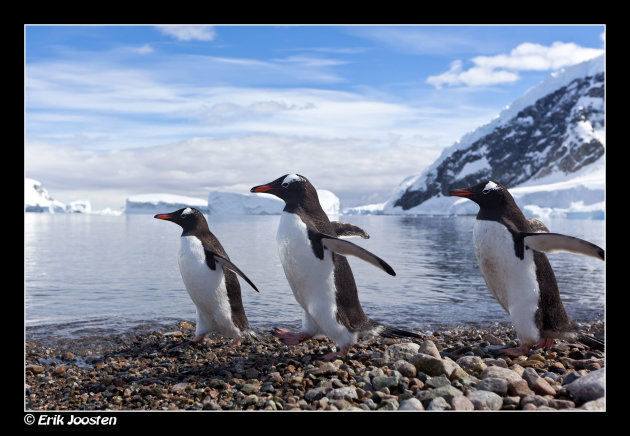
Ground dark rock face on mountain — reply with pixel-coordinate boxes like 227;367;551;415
394;72;604;211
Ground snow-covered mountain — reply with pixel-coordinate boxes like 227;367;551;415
349;55;605;219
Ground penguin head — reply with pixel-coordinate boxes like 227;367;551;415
450;180;513;209
250;174;315;206
154;207;208;233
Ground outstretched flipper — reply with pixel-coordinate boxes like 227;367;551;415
331;221;370;239
308;229;396;276
521;232;605;261
202;245;260;292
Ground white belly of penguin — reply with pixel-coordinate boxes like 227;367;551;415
277;212;355;346
473;220;540;345
177;236;239;338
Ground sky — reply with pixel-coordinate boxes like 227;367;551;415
24;25;605;210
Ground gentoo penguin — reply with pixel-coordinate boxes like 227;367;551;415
251;174;422;360
154;207;258;348
450;180;605;356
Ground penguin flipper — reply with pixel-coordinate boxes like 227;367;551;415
316;232;396;276
330;221;370;239
522;232;605;261
204;248;260;292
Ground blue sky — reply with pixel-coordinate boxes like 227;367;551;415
24;25;605;210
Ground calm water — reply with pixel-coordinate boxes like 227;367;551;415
24;213;605;341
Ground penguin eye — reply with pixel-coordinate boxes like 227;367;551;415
281;182;289;188
482;189;490;194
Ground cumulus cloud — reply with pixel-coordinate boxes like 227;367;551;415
427;60;520;89
427;41;604;89
156;25;216;41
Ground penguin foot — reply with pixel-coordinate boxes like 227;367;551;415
499;344;531;357
273;328;311;345
227;337;242;348
534;338;554;351
321;345;350;361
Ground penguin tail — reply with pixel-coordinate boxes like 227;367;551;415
576;333;605;351
379;325;424;340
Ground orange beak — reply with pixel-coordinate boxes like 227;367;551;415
252;185;274;193
450;189;474;197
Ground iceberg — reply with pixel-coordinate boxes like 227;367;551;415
208;191;283;215
65;200;92;214
208;189;340;216
25;178;66;213
125;193;208;214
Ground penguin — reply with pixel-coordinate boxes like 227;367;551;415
450;180;605;356
154;207;259;348
251;174;422;361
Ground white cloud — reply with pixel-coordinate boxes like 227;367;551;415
135;44;154;55
427;41;604;89
156;25;216;41
427;60;520;89
25;134;443;210
473;42;603;71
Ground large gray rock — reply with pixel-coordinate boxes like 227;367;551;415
398;397;425;410
427;397;451;410
466;390;503;410
480;366;522;383
475;377;508;396
384;343;420;362
418;340;441;359
456;355;487;374
409;353;460;378
372;373;401;391
416;385;463;405
565;367;605;404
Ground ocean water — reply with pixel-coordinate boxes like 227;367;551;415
24;213;605;341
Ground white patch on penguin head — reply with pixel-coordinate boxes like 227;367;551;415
482;181;499;194
282;174;302;186
181;207;194;215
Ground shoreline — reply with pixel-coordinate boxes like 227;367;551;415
25;320;605;411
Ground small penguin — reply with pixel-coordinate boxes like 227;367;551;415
251;174;422;361
154;207;258;348
450;180;605;356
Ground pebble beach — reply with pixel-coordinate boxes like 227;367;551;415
25;320;605;412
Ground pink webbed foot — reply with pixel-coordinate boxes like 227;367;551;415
321;345;350;361
534;337;554;351
273;328;311;345
226;337;242;348
498;344;531;357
